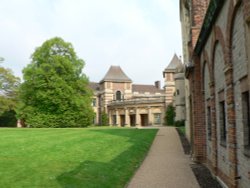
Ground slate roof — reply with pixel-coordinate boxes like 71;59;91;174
164;54;183;73
100;66;132;83
89;82;100;91
132;84;165;94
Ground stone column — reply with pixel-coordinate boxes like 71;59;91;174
116;110;120;127
109;110;112;126
125;108;130;127
136;108;141;127
148;107;152;126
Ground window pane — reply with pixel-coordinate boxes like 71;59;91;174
154;114;161;124
219;101;226;143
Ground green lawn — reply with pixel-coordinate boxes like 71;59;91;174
0;127;157;188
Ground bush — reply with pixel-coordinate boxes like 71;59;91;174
101;112;109;126
165;104;175;126
174;120;185;127
0;110;17;127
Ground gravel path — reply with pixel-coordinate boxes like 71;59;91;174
127;127;200;188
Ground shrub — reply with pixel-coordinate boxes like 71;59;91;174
101;112;109;126
165;104;175;126
174;120;185;127
0;110;17;127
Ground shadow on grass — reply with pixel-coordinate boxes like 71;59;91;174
56;128;158;188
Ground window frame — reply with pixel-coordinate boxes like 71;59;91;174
241;77;250;156
206;99;212;140
154;113;161;125
116;91;122;101
218;90;226;147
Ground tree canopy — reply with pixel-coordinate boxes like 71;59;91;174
0;59;20;115
17;37;94;127
0;59;20;127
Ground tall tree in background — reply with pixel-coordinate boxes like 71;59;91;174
0;58;20;126
17;37;94;127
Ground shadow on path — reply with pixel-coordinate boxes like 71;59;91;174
176;128;222;188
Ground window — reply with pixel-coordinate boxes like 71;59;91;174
154;114;161;125
242;91;250;152
240;77;250;155
116;91;122;101
92;98;96;107
207;106;212;140
219;100;226;145
176;89;180;95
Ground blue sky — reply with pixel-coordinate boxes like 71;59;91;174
0;0;182;85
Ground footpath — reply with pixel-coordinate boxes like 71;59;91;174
127;127;200;188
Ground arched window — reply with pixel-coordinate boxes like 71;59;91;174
116;91;122;101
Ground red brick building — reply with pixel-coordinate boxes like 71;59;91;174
180;0;250;187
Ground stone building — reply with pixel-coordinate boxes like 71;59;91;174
163;54;186;121
174;61;185;121
180;0;250;187
90;62;185;127
90;65;166;127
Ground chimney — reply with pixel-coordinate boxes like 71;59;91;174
155;81;161;89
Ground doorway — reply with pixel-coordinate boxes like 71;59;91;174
140;114;148;126
130;115;136;127
120;115;125;127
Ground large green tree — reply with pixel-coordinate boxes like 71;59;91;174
0;58;20;126
17;37;94;127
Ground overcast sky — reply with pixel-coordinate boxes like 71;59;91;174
0;0;182;85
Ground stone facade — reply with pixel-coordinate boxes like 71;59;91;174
174;63;185;121
180;0;250;187
163;54;186;122
91;62;185;127
91;66;166;127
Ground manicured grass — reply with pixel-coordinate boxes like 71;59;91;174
0;127;157;188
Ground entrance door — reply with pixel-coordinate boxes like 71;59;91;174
130;115;136;127
140;114;148;126
120;115;125;127
112;115;116;126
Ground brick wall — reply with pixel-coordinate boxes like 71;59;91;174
214;42;230;178
204;62;213;162
191;0;210;48
232;4;250;188
185;0;250;187
189;55;206;162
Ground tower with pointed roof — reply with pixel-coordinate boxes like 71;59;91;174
99;66;133;114
163;54;183;104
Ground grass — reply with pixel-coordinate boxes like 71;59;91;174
0;127;157;188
